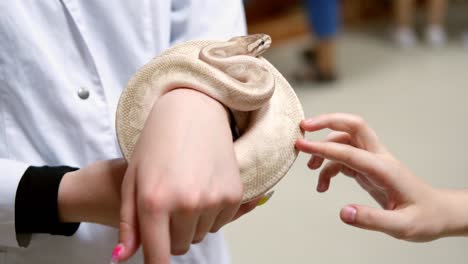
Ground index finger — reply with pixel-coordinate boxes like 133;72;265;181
301;113;385;153
295;139;393;185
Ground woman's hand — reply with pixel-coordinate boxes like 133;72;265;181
117;89;258;264
295;113;468;242
58;157;258;229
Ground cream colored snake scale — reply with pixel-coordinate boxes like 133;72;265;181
116;34;304;203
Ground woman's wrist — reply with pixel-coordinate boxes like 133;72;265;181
437;189;468;238
58;159;126;227
58;169;88;224
165;88;231;124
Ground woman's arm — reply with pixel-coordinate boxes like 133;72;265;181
110;88;260;264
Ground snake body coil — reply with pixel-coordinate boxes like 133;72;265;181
116;34;304;202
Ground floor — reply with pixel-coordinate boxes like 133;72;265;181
224;28;468;263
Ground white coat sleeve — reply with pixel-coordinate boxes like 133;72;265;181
170;0;247;43
0;159;29;247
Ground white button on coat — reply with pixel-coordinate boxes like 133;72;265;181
0;1;246;263
77;87;90;100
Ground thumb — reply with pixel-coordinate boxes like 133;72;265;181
112;171;140;262
340;204;409;238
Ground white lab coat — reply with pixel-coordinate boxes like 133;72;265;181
0;1;246;263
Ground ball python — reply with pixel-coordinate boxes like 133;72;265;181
116;34;304;203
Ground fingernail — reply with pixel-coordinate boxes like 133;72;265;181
342;206;357;224
257;190;275;206
307;159;316;169
317;183;327;192
110;244;123;264
304;118;317;126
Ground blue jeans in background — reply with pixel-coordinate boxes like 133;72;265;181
305;0;340;40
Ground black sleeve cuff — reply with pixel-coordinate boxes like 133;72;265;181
15;166;81;243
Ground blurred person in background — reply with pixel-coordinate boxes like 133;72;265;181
294;0;340;83
393;0;447;48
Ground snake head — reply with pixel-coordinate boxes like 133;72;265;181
230;34;272;57
247;34;272;57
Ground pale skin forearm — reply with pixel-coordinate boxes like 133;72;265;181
57;88;231;227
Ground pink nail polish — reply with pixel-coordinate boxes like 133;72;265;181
110;244;123;264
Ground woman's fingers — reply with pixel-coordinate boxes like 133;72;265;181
296;139;390;184
317;161;391;209
316;160;362;193
192;207;220;244
210;198;241;233
116;169;140;262
308;132;351;170
170;210;200;255
317;161;344;192
300;113;385;153
138;193;171;264
185;201;255;245
340;205;410;240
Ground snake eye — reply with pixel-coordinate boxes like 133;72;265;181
260;40;265;45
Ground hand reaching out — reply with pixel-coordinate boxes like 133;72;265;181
295;113;468;242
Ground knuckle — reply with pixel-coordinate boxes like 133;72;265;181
353;116;366;126
223;190;243;206
211;179;243;207
203;192;221;209
340;148;354;164
349;116;366;133
140;190;168;215
177;190;203;213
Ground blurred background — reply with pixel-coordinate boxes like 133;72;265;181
224;1;468;263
